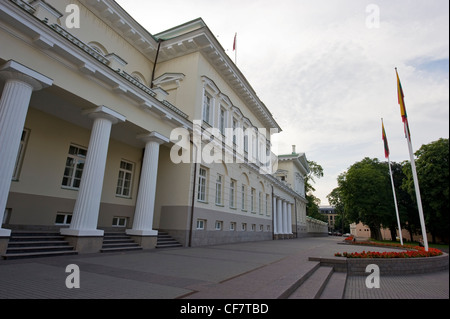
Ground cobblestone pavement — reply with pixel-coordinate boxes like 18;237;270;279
0;236;447;300
344;271;449;299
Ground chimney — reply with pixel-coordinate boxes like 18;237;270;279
292;145;296;154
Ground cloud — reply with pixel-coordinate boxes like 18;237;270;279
117;0;449;205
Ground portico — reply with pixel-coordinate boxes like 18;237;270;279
272;195;294;239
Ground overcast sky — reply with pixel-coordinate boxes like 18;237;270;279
116;0;449;205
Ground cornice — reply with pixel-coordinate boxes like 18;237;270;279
1;0;191;129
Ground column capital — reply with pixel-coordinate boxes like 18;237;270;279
137;131;169;145
83;105;126;124
0;60;53;90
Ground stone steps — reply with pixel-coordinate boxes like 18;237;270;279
2;232;78;260
156;231;183;249
185;254;347;299
100;232;142;253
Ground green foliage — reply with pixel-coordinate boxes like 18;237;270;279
402;138;449;243
329;138;449;244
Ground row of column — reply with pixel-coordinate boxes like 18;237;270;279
0;60;166;240
272;196;293;235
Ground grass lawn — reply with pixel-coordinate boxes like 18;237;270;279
368;239;449;252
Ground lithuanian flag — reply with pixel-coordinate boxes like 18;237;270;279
382;120;389;159
395;68;411;139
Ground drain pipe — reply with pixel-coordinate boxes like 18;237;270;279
188;140;198;247
295;198;298;238
271;185;275;240
150;39;162;89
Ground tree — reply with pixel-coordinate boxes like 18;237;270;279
402;138;449;243
305;160;326;222
335;158;394;240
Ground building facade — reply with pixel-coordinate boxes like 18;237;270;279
319;205;337;232
0;0;326;254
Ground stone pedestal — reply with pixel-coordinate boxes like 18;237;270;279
64;236;104;254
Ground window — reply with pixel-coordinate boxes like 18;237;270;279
197;219;206;230
230;222;236;231
241;184;247;211
266;194;270;216
116;160;134;198
112;217;127;227
215;174;223;205
13;129;30;180
251;224;256;231
55;213;72;225
241;223;247;231
219;107;226;135
260;225;264;232
215;221;223;230
259;191;263;214
230;179;236;208
251;188;256;212
232;118;238;145
62;145;87;189
198;167;207;202
203;94;212;124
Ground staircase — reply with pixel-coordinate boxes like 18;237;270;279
287;266;347;299
2;231;78;260
156;231;183;249
100;232;142;253
185;257;347;299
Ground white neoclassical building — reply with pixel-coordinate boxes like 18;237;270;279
0;0;326;255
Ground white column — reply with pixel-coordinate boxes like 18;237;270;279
282;200;288;234
287;202;293;234
0;61;52;237
127;132;169;236
273;196;278;234
277;197;283;235
61;106;125;237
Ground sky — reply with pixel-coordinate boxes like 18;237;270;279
116;0;449;206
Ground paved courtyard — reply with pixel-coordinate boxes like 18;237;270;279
0;236;447;301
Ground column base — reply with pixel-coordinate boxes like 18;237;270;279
0;228;11;237
63;235;104;254
128;235;157;250
126;229;158;237
61;228;104;237
0;236;10;255
126;229;158;250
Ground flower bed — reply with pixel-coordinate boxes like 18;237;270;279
335;240;443;258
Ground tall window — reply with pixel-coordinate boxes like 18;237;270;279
62;145;87;189
215;174;223;205
230;179;236;208
241;184;247;211
219;107;226;135
116;160;134;198
203;94;212;124
197;167;207;202
259;191;263;214
251;188;256;212
13;129;30;180
232;118;237;145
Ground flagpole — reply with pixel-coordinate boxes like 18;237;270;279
395;68;428;251
382;118;403;246
405;121;428;251
234;32;237;65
